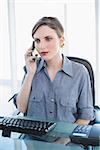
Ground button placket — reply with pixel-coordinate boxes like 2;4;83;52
51;98;54;102
46;97;55;119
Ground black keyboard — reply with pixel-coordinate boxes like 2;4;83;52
0;117;56;137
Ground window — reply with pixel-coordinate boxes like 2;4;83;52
0;0;13;115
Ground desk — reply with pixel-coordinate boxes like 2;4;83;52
0;137;84;150
0;116;100;150
0;137;100;150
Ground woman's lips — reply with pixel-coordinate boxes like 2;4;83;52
40;52;48;56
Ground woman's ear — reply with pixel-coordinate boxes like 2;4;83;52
60;35;65;48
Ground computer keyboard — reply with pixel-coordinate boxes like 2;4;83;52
0;117;56;137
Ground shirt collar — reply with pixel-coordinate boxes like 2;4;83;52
36;55;73;77
61;54;73;77
36;57;45;73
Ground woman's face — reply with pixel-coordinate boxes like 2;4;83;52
34;25;64;61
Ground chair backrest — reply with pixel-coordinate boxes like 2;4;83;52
67;57;95;106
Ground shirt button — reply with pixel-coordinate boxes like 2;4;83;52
51;98;54;102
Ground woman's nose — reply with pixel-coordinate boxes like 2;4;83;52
38;41;46;49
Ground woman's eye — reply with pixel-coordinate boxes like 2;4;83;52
35;39;40;44
45;37;53;41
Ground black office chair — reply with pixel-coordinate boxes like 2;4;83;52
67;56;100;124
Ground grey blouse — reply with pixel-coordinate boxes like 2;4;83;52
24;55;95;123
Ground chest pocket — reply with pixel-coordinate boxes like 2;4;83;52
27;92;45;117
32;94;43;102
29;83;44;102
56;96;78;122
60;96;77;113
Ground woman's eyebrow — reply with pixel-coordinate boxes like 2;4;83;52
34;35;52;40
44;35;52;38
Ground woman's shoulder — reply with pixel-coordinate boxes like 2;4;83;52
66;56;89;76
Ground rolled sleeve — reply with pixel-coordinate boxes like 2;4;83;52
78;107;95;120
13;66;27;108
77;66;95;120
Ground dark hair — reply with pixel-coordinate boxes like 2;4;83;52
32;17;64;38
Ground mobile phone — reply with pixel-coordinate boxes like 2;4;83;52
32;41;37;61
31;41;35;57
32;41;35;51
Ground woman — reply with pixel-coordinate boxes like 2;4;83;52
14;17;94;144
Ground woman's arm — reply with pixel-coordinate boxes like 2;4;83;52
16;48;37;113
16;73;34;113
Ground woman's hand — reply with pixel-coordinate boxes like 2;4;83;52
54;137;70;145
25;48;38;75
75;119;90;125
